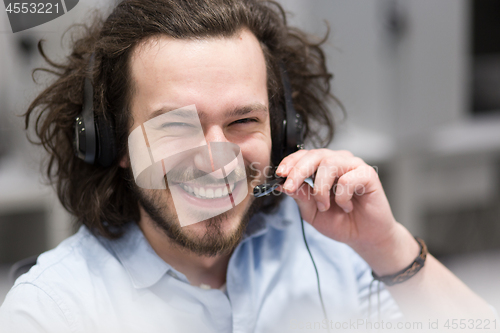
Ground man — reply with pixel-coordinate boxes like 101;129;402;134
0;0;496;332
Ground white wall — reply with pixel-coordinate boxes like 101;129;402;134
278;0;469;163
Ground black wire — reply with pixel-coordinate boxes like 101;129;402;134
377;281;381;323
299;208;330;333
368;278;375;319
367;279;383;322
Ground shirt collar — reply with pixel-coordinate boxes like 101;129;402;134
103;196;297;289
106;222;177;289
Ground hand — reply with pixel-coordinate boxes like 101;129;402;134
276;149;400;251
276;150;496;319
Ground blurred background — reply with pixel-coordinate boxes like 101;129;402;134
1;0;499;310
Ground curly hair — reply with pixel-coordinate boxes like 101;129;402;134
25;0;337;238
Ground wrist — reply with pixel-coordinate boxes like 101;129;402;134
372;236;427;286
350;223;421;277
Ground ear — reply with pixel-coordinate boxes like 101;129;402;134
119;154;130;168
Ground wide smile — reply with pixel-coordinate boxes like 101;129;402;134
170;179;247;211
178;182;235;200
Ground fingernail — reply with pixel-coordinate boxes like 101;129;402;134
343;206;351;214
276;165;285;175
317;202;327;212
283;179;293;191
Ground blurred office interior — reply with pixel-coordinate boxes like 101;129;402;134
0;0;499;310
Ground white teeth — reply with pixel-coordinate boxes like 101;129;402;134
180;182;238;199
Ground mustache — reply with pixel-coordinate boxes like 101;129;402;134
166;164;258;186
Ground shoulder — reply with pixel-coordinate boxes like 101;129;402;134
0;226;124;332
0;281;73;333
14;226;116;290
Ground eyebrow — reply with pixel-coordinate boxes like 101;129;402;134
147;103;268;122
147;108;199;121
226;103;268;118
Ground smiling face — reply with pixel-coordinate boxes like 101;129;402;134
126;29;272;255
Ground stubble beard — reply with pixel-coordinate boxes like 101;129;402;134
129;164;262;257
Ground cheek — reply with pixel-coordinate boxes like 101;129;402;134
252;133;272;178
230;118;272;182
241;140;272;182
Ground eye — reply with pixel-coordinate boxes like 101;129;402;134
157;122;200;137
161;122;196;129
231;118;258;125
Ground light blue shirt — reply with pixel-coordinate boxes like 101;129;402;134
0;196;401;332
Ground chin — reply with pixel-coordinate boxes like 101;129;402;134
183;205;244;236
135;173;258;256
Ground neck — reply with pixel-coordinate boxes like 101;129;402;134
138;214;231;289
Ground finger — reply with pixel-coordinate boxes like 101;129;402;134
285;151;365;193
283;150;326;192
312;161;338;212
334;165;379;213
276;149;357;177
275;149;309;177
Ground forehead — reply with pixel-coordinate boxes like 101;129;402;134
128;29;268;123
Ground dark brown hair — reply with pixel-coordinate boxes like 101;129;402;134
25;0;337;238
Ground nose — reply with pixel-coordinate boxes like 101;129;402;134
203;124;229;144
193;125;234;178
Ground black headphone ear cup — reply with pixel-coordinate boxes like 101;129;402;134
96;113;116;168
274;63;303;166
270;104;286;167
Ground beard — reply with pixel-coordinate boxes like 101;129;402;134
128;163;263;257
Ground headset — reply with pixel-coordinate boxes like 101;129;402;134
271;62;305;167
73;53;116;168
254;63;306;197
73;55;304;172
